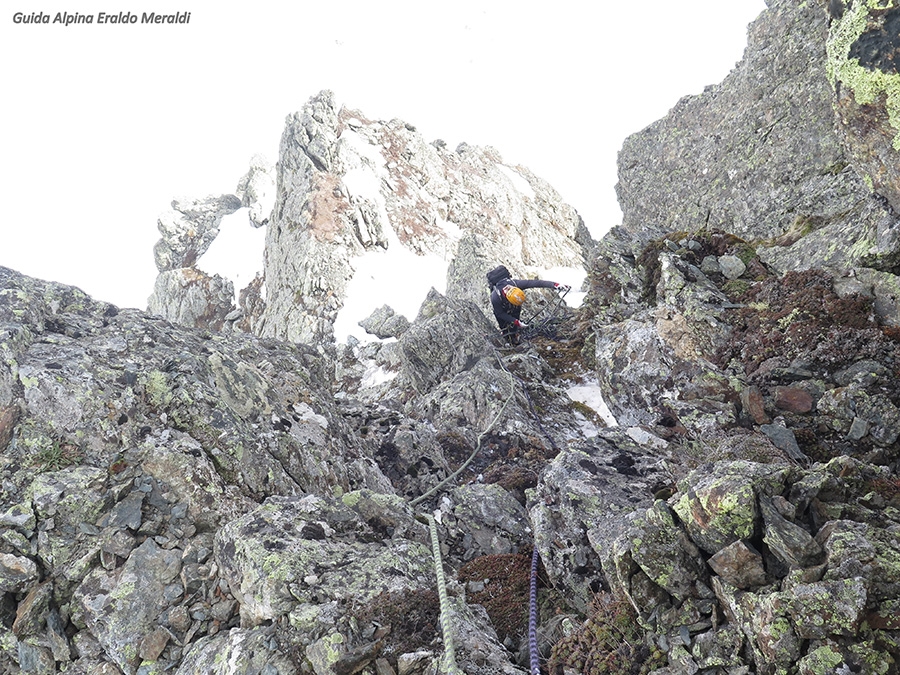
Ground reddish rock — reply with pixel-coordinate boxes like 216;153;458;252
139;626;170;661
0;405;19;452
774;387;813;414
708;540;767;589
741;385;770;424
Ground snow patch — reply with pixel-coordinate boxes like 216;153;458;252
572;412;601;439
626;426;669;450
333;139;451;343
195;208;265;304
540;265;588;309
334;244;448;344
360;363;397;389
566;384;618;427
497;164;535;200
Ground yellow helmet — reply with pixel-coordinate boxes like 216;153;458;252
503;285;526;306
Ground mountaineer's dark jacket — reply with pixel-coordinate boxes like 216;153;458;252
490;278;556;329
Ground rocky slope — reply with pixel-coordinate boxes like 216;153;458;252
2;0;900;674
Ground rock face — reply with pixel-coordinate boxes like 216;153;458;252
254;91;589;345
616;0;900;276
3;1;900;674
829;0;900;216
0;256;579;673
152;194;244;272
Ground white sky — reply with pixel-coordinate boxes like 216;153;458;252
1;0;766;310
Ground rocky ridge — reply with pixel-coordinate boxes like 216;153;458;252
1;0;900;674
148;91;591;344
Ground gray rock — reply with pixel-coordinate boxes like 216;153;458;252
214;493;431;628
531;429;672;613
448;483;529;557
147;268;235;331
0;501;36;535
759;495;824;570
73;538;182;674
176;626;298;675
235;154;276;228
833;359;887;387
359;305;411;339
613;500;708;602
846;416;869;441
16;641;55;675
671;462;784;556
396;650;433;675
718;255;747;280
786;578;867;639
759;424;806;463
817;385;900;447
853;267;900;326
12;581;52;637
699;255;721;276
396;289;495;396
102;492;144;531
616;0;900;274
829;1;900;216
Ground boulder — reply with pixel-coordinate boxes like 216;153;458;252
359;304;411;339
707;540;767;590
147;268;235;331
73;539;182;674
671;462;786;556
0;554;38;593
530;429;672;614
175;626;298;675
615;0;900;274
214;493;432;628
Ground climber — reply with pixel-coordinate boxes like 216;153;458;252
486;265;570;345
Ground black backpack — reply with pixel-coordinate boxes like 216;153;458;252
486;265;511;290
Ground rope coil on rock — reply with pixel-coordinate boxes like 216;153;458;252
521;286;569;340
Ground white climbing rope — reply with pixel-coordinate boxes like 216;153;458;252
425;512;466;675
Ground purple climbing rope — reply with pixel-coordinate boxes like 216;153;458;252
529;544;540;675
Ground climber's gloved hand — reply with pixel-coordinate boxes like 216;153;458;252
555;283;571;293
514;319;528;329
